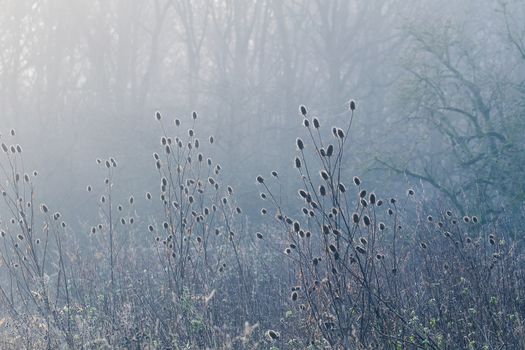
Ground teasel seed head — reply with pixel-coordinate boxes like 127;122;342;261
326;144;334;157
295;157;302;169
407;188;415;196
352;213;359;224
349;100;356;111
296;138;304;150
256;175;264;184
338;183;346;193
420;242;427;249
303;118;310;127
369;193;376;204
359;189;367;198
363;215;371;226
463;216;470;223
300;105;307;116
353;176;361;186
356;245;367;254
320;170;329;180
267;330;280;340
40;204;48;213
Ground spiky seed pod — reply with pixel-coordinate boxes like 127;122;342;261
446;210;453;217
87;185;92;192
284;248;291;254
320;148;326;157
192;111;197;120
40;204;48;213
438;222;444;228
326;144;334;157
105;160;110;168
360;199;368;207
427;215;433;222
260;193;267;199
356;245;367;254
293;221;300;232
363;215;371;226
353;176;361;186
463;216;470;223
359;189;367;198
338;183;346;193
236;207;242;214
337;128;345;138
313;117;320;129
295;157;302;168
376;199;383;206
407;188;415;196
256;232;263;239
16;145;22;153
349;100;356;111
472;216;478;223
296;138;304;150
129;196;134;205
329;244;337;253
155;111;161;121
489;237;495;245
379;222;386;230
188;129;194;137
256;175;264;184
322;225;330;235
299;189;308;198
319;185;326;196
320;170;329;180
267;330;280;340
369;193;376;204
333;228;341;236
1;143;8;153
360;237;368;245
228;186;234;195
261;208;267;215
332;127;338;137
91;227;96;234
303;118;310;127
352;213;359;224
300;105;307;116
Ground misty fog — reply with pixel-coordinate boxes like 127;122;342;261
0;0;524;349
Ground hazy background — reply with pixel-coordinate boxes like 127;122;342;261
1;0;524;229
